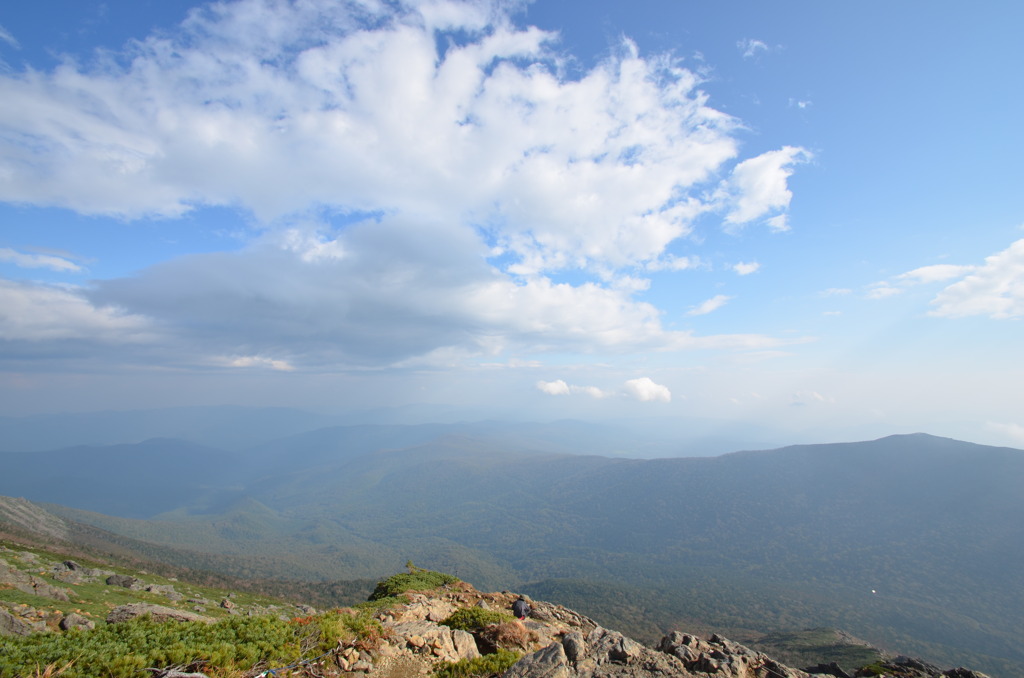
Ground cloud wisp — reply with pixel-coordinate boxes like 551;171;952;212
865;238;1024;320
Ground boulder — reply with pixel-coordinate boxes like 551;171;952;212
391;620;480;662
0;609;42;637
106;603;214;625
657;632;809;678
106;574;140;588
26;576;72;601
59;612;95;631
0;560;32;587
505;626;688;678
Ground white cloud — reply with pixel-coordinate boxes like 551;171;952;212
0;0;812;371
0;214;806;369
0;247;83;272
687;294;732;316
928;239;1024;319
722;146;811;229
537;379;571;395
0;1;779;276
733;261;760;275
0;24;18;49
738;39;768;59
645;254;702;272
866;282;901;299
0;279;151;342
536;380;609;398
623;377;671;403
985;421;1024;446
897;264;975;285
226;355;295;371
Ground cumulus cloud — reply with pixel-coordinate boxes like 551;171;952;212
0;247;82;272
623;377;671;402
722;146;811;230
0;0;805;275
687;294;732;316
863;239;1024;318
537;379;571;396
928;239;1024;319
0;0;811;370
538;376;674;402
733;261;759;276
536;380;609;398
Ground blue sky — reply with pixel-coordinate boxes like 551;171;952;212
1;0;1023;449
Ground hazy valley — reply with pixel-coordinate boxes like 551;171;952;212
2;408;1022;675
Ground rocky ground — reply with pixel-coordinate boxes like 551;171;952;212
0;542;992;678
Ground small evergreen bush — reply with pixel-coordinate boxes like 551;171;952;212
433;649;522;678
440;607;514;633
368;566;459;601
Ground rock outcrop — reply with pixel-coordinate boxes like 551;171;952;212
0;543;994;678
106;603;214;625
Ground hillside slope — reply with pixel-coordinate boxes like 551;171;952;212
3;431;1022;674
0;541;989;678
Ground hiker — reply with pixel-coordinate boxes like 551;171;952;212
512;596;531;620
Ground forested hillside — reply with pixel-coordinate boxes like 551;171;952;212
3;429;1022;675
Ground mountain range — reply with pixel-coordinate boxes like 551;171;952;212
1;411;1021;675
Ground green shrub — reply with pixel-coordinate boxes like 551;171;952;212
433;649;522;678
440;607;514;633
0;614;340;678
355;595;404;613
369;568;459;601
856;663;887;676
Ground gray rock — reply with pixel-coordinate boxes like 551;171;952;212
0;609;40;637
391;620;481;662
106;574;140;588
59;612;95;631
657;631;809;678
27;576;71;601
504;641;571;678
506;627;688;678
106;603;214;625
562;632;586;664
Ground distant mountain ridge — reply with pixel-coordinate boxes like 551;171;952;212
2;425;1022;675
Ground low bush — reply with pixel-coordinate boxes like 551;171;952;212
369;568;459;601
433;649;522;678
0;613;344;678
440;607;514;633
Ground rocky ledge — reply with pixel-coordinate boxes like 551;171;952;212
295;581;990;678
